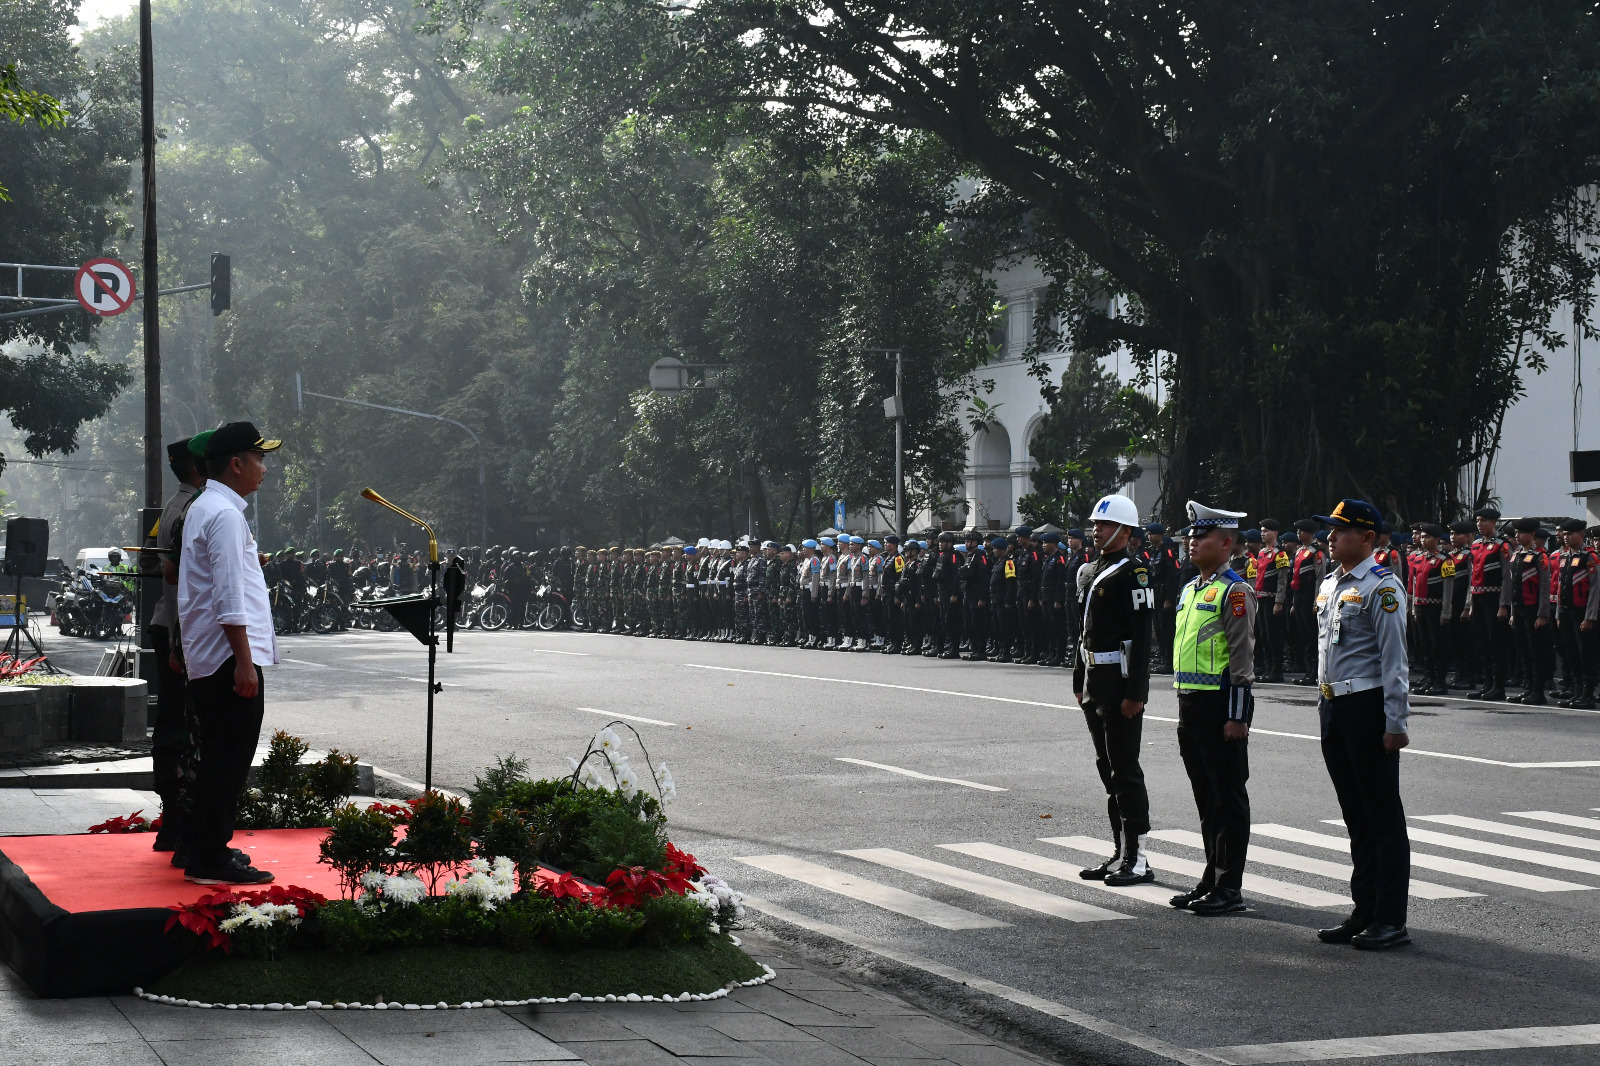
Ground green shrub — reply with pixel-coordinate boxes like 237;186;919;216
544;900;645;950
319;804;397;898
237;731;361;829
320;900;386;953
397;792;473;893
567;796;668;883
636;892;714;947
494;895;556;951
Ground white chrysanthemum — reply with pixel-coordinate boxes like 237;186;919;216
359;871;386;891
444;855;516;910
492;856;516;881
378;873;427;905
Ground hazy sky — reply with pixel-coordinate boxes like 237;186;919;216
76;0;136;31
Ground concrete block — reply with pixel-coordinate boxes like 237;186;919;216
67;677;149;744
0;686;42;753
37;686;71;743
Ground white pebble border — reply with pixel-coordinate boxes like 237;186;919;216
132;962;775;1011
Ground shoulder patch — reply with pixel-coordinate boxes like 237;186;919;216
1136;570;1148;587
1229;588;1247;617
1379;588;1400;613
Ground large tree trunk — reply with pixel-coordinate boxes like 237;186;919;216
741;460;773;541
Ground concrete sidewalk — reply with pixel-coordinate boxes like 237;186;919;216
0;788;1050;1066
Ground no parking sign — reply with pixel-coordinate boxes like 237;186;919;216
73;257;137;316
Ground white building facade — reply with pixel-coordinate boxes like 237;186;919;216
959;259;1596;528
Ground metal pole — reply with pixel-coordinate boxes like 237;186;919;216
894;349;905;537
424;558;439;792
139;0;161;509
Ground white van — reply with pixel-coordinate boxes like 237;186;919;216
74;548;117;573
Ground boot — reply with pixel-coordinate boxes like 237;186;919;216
1104;832;1155;886
1078;831;1121;881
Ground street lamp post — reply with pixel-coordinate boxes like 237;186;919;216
862;348;905;537
139;0;161;510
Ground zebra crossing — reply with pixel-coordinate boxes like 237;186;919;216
734;808;1600;931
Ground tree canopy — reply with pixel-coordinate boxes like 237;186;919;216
438;0;1600;521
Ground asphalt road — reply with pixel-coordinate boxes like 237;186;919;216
43;622;1600;1064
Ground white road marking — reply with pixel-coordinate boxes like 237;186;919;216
741;895;1216;1066
834;758;1007;792
1416;813;1600;854
1327;821;1600;879
732;855;1008;930
280;657;329;667
1148;830;1480;900
686;664;1588;767
1508;810;1600;833
1201;1022;1600;1064
1041;836;1350;909
1257;824;1593;892
576;706;676;727
683;663;1072;708
842;848;1131;922
938;842;1178;906
520;647;589;656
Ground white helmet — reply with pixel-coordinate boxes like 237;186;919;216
1089;493;1141;528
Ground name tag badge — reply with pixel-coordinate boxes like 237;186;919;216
1196;602;1218;612
1340;591;1362;604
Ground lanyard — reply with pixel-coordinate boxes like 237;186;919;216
1082;558;1129;635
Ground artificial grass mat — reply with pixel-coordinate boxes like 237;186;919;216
148;935;765;1005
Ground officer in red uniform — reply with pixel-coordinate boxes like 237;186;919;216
1288;519;1327;684
1465;507;1512;700
1407;523;1451;696
1252;520;1291;681
1551;518;1600;709
1444;519;1475;689
1501;517;1554;705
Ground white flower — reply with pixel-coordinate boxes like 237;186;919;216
595;728;623;756
565;756;581;774
577;762;604;790
443;855;517;910
614;762;639;797
605;746;624;768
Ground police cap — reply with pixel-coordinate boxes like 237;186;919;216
1417;522;1446;538
1474;507;1502;521
1559;518;1587;533
1294;519;1319;533
166;437;194;463
1448;519;1475;535
1260;519;1282;533
1512;517;1541;534
1315;499;1383;532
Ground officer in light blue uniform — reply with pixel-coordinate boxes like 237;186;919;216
1312;498;1412;951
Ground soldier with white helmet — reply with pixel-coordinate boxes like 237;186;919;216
1074;493;1157;887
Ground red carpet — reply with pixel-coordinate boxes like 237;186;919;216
0;829;340;912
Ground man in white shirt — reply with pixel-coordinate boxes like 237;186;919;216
177;422;282;885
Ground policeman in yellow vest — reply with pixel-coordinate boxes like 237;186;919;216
1168;500;1257;916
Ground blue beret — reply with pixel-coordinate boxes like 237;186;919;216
1014;526;1033;538
954;543;968;553
1039;531;1060;543
849;536;864;545
884;534;900;544
990;537;1008;550
820;537;835;547
1067;528;1084;539
683;546;697;555
1145;522;1166;535
801;539;818;549
868;539;882;549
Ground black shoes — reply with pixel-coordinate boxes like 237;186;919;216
1316;915;1369;944
151;830;178;853
185;853;274;885
1468;687;1507;701
1352;924;1411;950
1104;857;1155;887
1079;853;1119;881
1169;884;1211;909
1188;888;1247;916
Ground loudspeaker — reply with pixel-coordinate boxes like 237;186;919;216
3;517;49;577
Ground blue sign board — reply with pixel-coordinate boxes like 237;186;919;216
834;499;847;531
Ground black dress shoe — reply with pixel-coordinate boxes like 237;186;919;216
1482;687;1507;701
1079;854;1119;881
1189;888;1248;916
1104;860;1156;887
1169;884;1211;909
1351;923;1411;950
1316;915;1370;944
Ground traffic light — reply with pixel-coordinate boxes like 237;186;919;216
210;252;230;315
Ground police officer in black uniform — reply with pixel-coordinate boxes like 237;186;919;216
1074;493;1156;887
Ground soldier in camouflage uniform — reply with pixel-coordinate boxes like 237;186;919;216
749;541;772;644
777;544;799;643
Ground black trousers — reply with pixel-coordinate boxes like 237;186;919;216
1256;602;1286;677
940;594;962;652
966;598;988;656
1082;672;1150;838
989;601;1012;656
1511;604;1555;693
185;656;266;864
1448;601;1474;684
1413;603;1443;687
1470;591;1508;689
1319;688;1408;928
148;624;187;825
1290;589;1318;672
1557;607;1597;694
1177;690;1250;892
1155;602;1176;668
